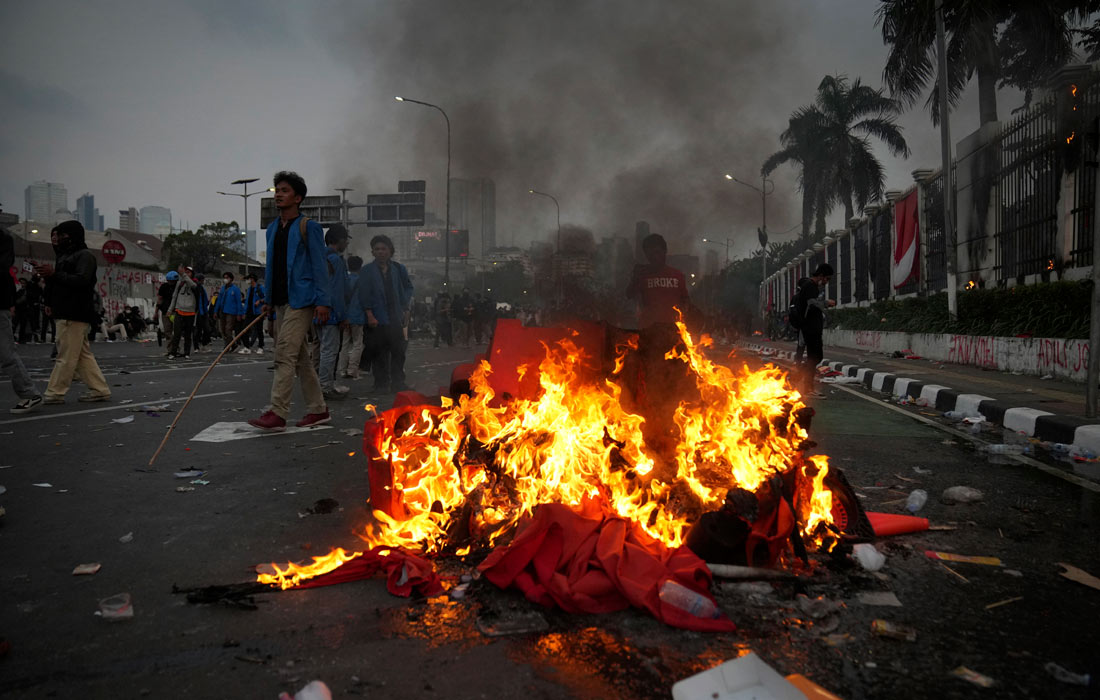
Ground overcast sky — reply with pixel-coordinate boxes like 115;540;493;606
1;0;1009;261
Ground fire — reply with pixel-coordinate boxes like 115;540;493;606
258;547;363;590
1067;131;1076;145
1071;84;1078;98
260;322;836;588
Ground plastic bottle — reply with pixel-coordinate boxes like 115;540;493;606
943;410;967;420
905;489;928;513
980;444;1027;455
1050;443;1074;454
658;580;722;619
1044;662;1091;686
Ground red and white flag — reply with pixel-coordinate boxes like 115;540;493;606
892;190;919;288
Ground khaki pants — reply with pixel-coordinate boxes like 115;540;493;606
45;319;110;399
270;306;325;419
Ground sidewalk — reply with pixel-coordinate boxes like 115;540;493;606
738;337;1100;454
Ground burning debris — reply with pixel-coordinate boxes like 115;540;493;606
255;320;858;627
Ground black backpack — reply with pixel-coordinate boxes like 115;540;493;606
788;277;810;329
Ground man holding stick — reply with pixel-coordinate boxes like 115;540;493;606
248;171;332;431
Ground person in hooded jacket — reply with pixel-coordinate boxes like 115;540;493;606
35;220;111;404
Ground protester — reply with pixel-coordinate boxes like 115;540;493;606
361;234;414;393
476;293;496;344
167;265;199;360
36;221;111;404
433;291;452;348
155;271;178;346
792;263;835;398
192;273;212;352
248;171;331;431
317;224;350;399
1;224;43;413
240;273;266;354
214;271;245;352
452;289;475;348
14;277;39;343
337;255;366;380
104;310;129;342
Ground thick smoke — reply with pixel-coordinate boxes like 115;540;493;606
324;0;811;255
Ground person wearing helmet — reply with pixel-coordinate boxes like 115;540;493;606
156;270;179;347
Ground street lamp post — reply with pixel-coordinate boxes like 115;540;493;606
217;178;273;276
527;190;561;253
725;173;774;318
701;236;733;264
396;96;451;285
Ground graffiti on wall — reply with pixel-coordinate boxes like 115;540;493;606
947;334;997;368
854;331;882;350
1037;338;1090;373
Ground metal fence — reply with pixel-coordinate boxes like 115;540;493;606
923;170;948;292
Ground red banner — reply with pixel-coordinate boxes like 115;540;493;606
892;190;919;288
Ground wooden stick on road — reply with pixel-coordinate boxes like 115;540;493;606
148;313;268;466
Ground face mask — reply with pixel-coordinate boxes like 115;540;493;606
224;279;231;284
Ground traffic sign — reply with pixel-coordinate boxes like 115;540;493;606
102;240;127;264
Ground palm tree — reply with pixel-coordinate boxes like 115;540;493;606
876;0;1091;126
763;75;910;238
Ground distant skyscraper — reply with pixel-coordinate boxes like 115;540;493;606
25;181;68;225
119;207;140;231
449;178;496;258
97;213;105;231
140;205;172;236
76;193;96;230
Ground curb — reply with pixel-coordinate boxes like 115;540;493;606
738;342;1100;456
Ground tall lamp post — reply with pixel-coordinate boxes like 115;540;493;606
396;96;451;285
527;189;561;253
725;173;774;318
217;178;273;276
701;236;733;263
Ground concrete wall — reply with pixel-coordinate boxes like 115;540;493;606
824;328;1091;383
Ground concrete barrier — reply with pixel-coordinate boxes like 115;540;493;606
824;329;1091;383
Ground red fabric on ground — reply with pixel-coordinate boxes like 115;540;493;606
290;546;444;597
478;501;736;632
745;497;796;567
866;511;929;536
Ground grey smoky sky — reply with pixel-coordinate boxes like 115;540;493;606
1;0;1002;261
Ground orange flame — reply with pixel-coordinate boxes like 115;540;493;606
1071;84;1078;98
260;323;836;587
1067;131;1076;145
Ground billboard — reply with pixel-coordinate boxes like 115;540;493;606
414;229;468;259
260;195;343;228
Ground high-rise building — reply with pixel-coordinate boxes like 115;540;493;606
76;193;97;230
449;178;496;258
119;207;140;231
25;181;68;225
97;213;105;231
139;205;172;236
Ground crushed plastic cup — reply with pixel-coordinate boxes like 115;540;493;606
97;592;134;620
942;486;984;504
905;489;928;513
852;543;886;571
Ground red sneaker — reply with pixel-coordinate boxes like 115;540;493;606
296;411;331;428
248;410;287;432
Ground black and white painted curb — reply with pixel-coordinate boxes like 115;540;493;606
738;342;1100;456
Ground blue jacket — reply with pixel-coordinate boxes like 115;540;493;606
264;215;332;310
344;271;366;325
194;284;210;316
243;283;265;315
214;283;245;316
359;259;413;327
322;249;348;325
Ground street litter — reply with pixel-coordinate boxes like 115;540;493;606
913;467;932;475
32;483;53;488
985;596;1023;610
857;591;902;607
941;486;984;504
119;532;133;543
72;563;102;575
925;551;1002;566
821;376;860;384
278;680;332;700
96;592;134;620
111;416;135;424
1040;374;1054;380
905;489;927;513
339;428;362;436
980;443;1029;455
176;486;195;493
475;610;548;637
871;619;916;641
190;479;210;486
1056;562;1100;591
1045;662;1091;686
951;666;995;688
174;469;204;478
0;485;5;496
797;595;843;619
671;652;813;700
707;563;795;580
852;543;886;571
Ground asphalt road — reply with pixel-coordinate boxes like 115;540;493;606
1;334;1098;699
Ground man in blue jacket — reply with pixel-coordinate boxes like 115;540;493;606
249;172;332;431
337;256;366;380
360;234;414;393
317;224;350;399
214;271;245;352
240;273;266;355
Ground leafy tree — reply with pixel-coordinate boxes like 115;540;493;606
162;221;242;273
876;0;1091;126
764;75;909;237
